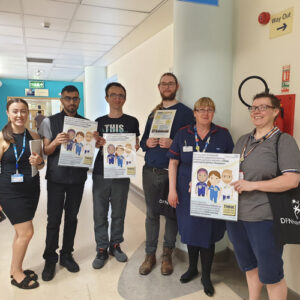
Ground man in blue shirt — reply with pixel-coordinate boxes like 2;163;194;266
139;73;194;276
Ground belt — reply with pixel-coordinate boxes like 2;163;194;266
145;165;168;174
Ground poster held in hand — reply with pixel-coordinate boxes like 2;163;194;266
190;152;240;221
149;110;176;138
58;116;97;168
103;133;136;178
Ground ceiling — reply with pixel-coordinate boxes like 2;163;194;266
0;0;166;82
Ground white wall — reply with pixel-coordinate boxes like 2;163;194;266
231;0;300;294
107;25;174;189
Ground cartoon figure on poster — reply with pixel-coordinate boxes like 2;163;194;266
221;169;233;201
84;131;93;154
115;145;125;168
195;168;208;197
74;131;84;156
207;170;221;203
107;144;116;165
66;129;75;151
124;143;134;166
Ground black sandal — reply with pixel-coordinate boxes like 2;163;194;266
10;270;38;281
11;275;39;289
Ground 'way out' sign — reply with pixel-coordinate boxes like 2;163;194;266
270;7;293;39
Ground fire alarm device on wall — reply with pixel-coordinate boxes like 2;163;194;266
258;12;271;25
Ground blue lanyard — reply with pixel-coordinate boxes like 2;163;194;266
194;126;210;152
13;130;26;174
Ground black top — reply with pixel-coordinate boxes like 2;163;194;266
1;130;33;176
46;111;88;184
93;114;140;175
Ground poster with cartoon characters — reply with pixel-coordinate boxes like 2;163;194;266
103;133;136;178
149;110;176;138
190;152;240;221
58;116;97;168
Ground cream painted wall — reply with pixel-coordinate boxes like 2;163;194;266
107;25;173;189
231;0;300;294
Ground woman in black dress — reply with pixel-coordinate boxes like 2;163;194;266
0;98;44;289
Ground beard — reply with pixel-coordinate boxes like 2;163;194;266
64;105;77;115
160;90;177;101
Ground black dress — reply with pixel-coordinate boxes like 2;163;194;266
0;130;40;225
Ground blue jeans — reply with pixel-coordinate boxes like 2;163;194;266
92;174;130;250
142;165;178;254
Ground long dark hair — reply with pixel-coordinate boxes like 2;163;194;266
2;98;29;143
150;73;178;117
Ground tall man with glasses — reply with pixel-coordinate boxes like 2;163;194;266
38;85;88;281
92;82;140;269
139;73;194;276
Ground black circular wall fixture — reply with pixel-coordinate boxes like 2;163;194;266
238;76;270;108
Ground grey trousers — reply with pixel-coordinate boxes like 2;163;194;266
142;165;178;254
92;174;130;250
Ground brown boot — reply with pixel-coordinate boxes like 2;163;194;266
161;247;173;275
139;254;156;275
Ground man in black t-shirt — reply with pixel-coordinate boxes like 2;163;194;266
92;82;139;269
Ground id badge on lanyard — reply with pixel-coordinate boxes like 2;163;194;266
11;131;26;183
194;126;210;153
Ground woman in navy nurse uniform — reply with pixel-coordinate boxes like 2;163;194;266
167;97;234;297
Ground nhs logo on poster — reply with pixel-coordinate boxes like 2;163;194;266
177;0;218;6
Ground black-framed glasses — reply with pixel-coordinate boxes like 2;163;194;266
62;96;80;102
108;93;126;100
159;82;177;88
248;105;275;112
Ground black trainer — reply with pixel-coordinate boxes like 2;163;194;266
92;248;109;269
109;244;128;262
42;261;56;281
60;254;79;273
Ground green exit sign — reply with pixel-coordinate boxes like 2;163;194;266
29;80;44;89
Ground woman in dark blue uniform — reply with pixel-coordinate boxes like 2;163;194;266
167;97;233;297
0;99;44;289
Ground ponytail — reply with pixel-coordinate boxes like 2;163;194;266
2;121;14;143
150;101;164;118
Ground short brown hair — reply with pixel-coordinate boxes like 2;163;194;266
194;97;215;112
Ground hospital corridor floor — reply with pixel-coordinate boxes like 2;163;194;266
1;170;297;300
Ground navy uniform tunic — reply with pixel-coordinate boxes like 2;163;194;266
167;123;234;248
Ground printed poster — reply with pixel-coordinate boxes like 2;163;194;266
190;152;240;221
58;116;97;168
103;133;136;179
149;110;176;138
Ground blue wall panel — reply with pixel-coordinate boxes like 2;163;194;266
177;0;218;6
0;78;84;130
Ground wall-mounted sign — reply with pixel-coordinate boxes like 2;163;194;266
25;88;35;96
35;89;49;97
29;80;44;89
177;0;218;6
281;65;291;93
270;7;293;39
